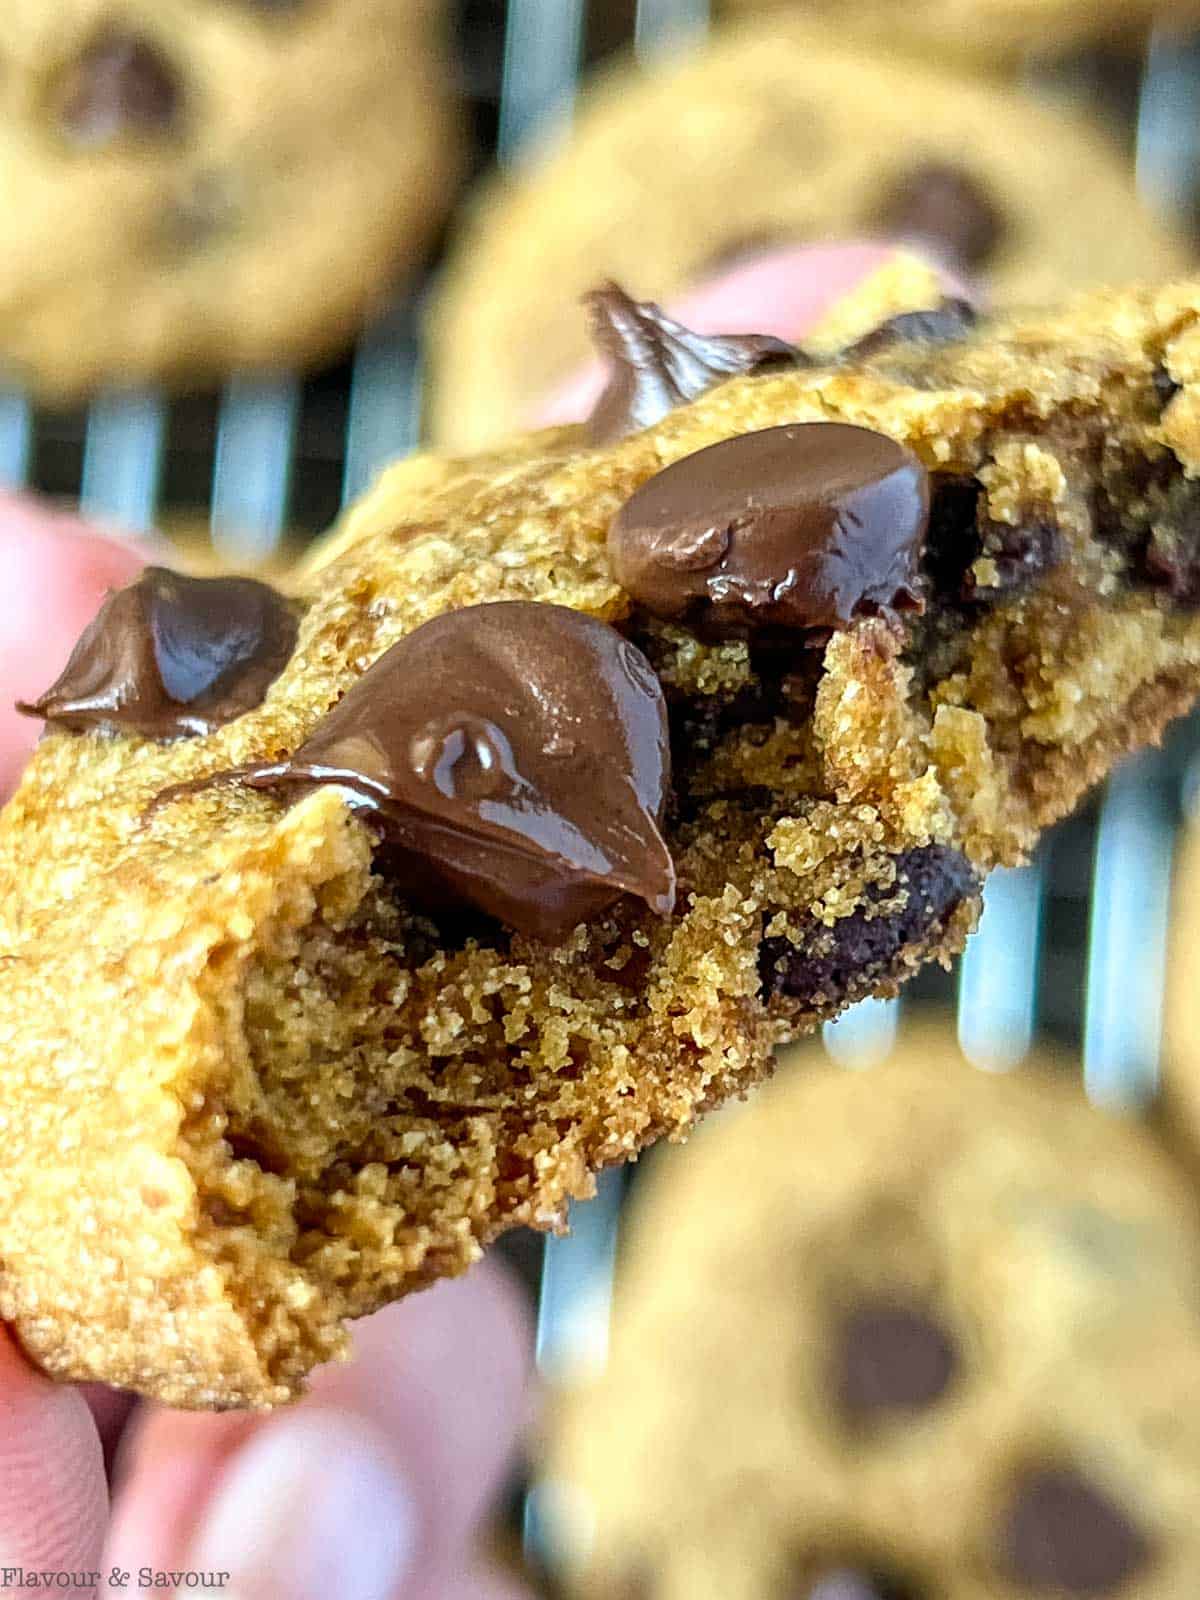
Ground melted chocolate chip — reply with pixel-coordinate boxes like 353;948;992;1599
17;567;298;739
585;282;802;444
759;845;979;1007
841;300;978;362
58;31;181;147
836;1303;958;1418
1000;1468;1152;1595
921;476;1062;608
609;424;928;639
152;602;675;944
875;162;1005;271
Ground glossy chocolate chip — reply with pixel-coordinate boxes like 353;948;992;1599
585;282;802;444
152;602;676;943
875;162;1005;271
17;567;298;739
836;1303;958;1418
58;31;181;147
841;300;978;362
1000;1468;1152;1595
759;845;979;1006
609;424;928;639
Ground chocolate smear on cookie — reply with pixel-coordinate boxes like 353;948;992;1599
609;423;927;638
151;601;676;943
999;1467;1152;1595
874;162;1005;272
18;567;299;739
585;282;802;443
58;31;182;147
836;1302;958;1418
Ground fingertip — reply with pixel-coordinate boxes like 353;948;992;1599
0;1327;108;1571
0;493;153;798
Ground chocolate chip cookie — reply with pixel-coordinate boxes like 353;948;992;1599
548;1024;1200;1600
0;1;460;400
430;21;1189;452
719;0;1197;66
5;271;1200;1406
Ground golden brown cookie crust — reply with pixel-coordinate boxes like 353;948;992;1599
430;21;1189;452
5;278;1200;1406
0;0;460;399
549;1022;1200;1600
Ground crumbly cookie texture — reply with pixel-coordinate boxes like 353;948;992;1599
430;21;1189;451
0;0;460;399
718;0;1197;65
549;1024;1200;1600
5;277;1200;1406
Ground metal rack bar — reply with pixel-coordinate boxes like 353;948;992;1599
498;0;586;162
80;391;166;530
0;392;31;489
1083;756;1176;1106
957;864;1043;1069
635;0;710;56
210;375;299;563
342;299;423;506
1136;28;1200;216
823;997;900;1066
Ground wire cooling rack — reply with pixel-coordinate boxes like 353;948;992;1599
2;0;1198;1579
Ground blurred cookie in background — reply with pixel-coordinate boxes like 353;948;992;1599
717;0;1200;68
546;1023;1200;1599
430;22;1189;451
1;0;461;402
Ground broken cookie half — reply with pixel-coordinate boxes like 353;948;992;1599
4;276;1200;1407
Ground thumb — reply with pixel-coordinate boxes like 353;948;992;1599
0;493;153;801
0;1329;108;1589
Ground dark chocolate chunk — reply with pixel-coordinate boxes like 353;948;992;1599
841;299;978;362
874;162;1005;271
1094;466;1200;608
151;602;676;944
17;567;298;739
969;519;1063;602
609;424;928;639
796;1572;917;1600
58;31;182;147
585;282;802;444
759;844;979;1006
1000;1467;1152;1595
921;476;1062;608
836;1302;958;1418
